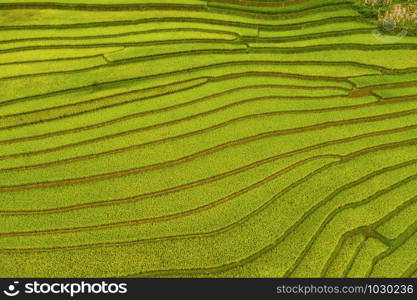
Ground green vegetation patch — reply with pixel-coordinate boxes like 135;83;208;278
0;0;416;278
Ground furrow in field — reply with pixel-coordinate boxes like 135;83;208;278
0;123;415;215
0;58;379;108
0;17;369;45
0;0;352;15
4;73;415;148
2;162;416;252
0;94;378;162
321;231;365;277
0;55;384;96
323;195;417;277
0;144;412;272
0;27;379;51
188;152;417;278
0;85;347;130
119;146;417;277
2;95;417;173
285;175;417;277
0;71;352;144
0;70;351;119
1;143;415;259
368;221;417;277
401;260;417;278
0;155;341;238
0;7;361;31
1;106;417;189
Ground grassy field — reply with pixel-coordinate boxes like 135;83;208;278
0;0;416;278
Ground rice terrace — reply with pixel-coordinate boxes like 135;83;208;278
0;0;416;278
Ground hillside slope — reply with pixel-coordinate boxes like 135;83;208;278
0;0;416;277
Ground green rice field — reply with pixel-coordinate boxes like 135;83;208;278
0;0;416;278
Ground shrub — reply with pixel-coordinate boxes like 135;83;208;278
359;0;417;33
